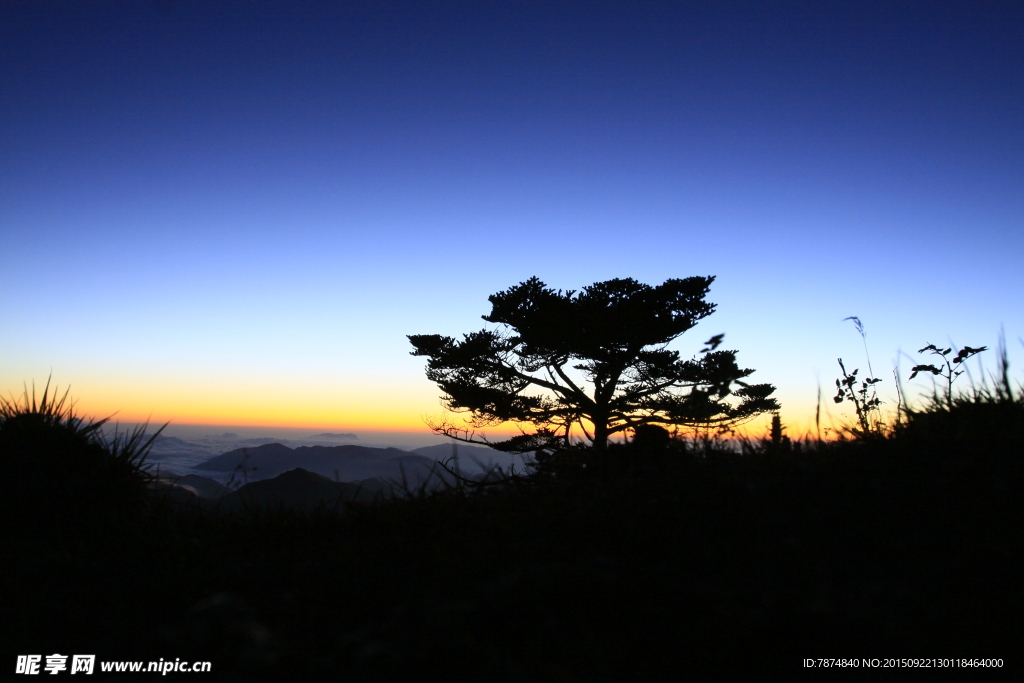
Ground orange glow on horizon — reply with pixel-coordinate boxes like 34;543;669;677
12;400;831;442
3;375;838;442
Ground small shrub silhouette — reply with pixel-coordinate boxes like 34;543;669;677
909;342;988;410
833;358;886;438
833;317;889;438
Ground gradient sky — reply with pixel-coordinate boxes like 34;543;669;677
3;1;1022;440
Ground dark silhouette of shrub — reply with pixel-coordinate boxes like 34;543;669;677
0;379;164;546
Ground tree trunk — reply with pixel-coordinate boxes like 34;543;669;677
592;414;610;453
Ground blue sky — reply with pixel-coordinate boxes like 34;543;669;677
2;1;1021;440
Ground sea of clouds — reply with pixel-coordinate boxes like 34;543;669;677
124;427;531;487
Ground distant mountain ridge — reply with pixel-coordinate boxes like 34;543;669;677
196;443;449;486
192;442;531;487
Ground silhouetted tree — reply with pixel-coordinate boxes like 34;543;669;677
409;276;778;454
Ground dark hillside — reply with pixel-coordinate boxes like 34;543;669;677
4;387;1021;679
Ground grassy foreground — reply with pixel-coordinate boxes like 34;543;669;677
2;381;1022;679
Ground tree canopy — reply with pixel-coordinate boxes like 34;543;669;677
408;276;778;453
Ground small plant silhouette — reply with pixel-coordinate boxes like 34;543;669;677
833;317;887;438
768;413;790;452
833;358;885;437
909;343;988;410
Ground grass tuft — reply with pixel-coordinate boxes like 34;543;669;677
0;377;168;551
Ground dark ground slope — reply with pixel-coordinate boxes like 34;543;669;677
4;422;1022;680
